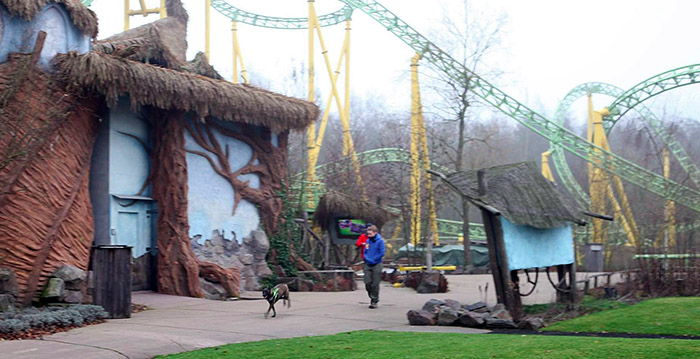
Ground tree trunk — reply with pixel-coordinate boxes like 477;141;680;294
462;198;472;270
151;111;203;298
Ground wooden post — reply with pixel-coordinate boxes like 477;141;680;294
568;262;577;309
323;233;330;269
477;169;523;321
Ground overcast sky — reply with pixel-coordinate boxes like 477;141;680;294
90;0;700;128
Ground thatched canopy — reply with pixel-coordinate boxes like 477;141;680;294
0;0;98;38
441;162;586;228
314;191;394;229
52;51;319;133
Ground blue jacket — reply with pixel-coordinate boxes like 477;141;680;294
363;233;385;266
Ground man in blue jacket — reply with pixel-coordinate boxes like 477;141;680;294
363;225;385;309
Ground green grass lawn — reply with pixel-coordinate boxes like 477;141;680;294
544;297;700;336
155;330;700;359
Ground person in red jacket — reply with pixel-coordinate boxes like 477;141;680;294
355;223;373;259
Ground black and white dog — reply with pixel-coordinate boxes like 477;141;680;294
262;283;291;318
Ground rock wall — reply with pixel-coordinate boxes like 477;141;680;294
192;229;272;291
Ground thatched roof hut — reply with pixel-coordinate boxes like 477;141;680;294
314;191;394;229
441;161;586;228
0;0;98;38
52;51;319;133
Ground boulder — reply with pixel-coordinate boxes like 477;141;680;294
443;299;462;311
464;301;488;312
416;272;447;293
63;290;84;304
245;275;261;291
490;303;506;312
53;265;86;290
437;306;459;326
0;294;14;312
253;262;273;278
456;310;485;328
407;310;436;326
246;230;270;261
484;317;517;329
238;254;254;266
0;268;18;298
517;317;545;331
421;299;445;314
490;308;513;321
199;277;227;300
42;278;65;300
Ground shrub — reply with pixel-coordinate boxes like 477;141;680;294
0;304;108;336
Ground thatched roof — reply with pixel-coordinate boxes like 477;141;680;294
441;162;586;228
92;0;188;68
52;51;319;133
314;191;394;229
181;52;223;80
0;0;98;38
93;16;186;68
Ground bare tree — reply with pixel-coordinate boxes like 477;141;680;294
422;1;506;270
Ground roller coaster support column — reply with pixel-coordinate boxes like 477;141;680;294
590;106;639;255
231;21;249;84
409;54;439;246
205;0;211;59
541;150;555;182
305;0;317;211
589;96;607;246
664;148;676;248
309;3;366;200
124;0;165;31
409;54;421;246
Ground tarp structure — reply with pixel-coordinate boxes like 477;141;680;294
394;244;490;268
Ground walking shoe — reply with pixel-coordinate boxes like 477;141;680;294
369;303;377;309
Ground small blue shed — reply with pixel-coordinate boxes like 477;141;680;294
433;161;588;321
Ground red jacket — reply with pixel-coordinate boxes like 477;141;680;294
355;233;368;259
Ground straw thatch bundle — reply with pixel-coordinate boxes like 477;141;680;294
52;51;320;133
314;191;393;229
443;161;585;228
182;52;224;80
0;0;98;38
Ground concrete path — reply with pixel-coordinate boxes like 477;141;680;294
0;273;618;359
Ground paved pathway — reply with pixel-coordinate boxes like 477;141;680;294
0;273;619;359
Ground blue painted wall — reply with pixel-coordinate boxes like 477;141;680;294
500;217;575;271
107;98;153;258
0;4;90;68
185;118;262;243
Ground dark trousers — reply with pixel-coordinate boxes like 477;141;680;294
364;262;382;304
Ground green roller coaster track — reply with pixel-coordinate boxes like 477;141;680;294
551;78;700;209
337;0;700;213
605;64;700;133
205;0;700;213
211;0;352;29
